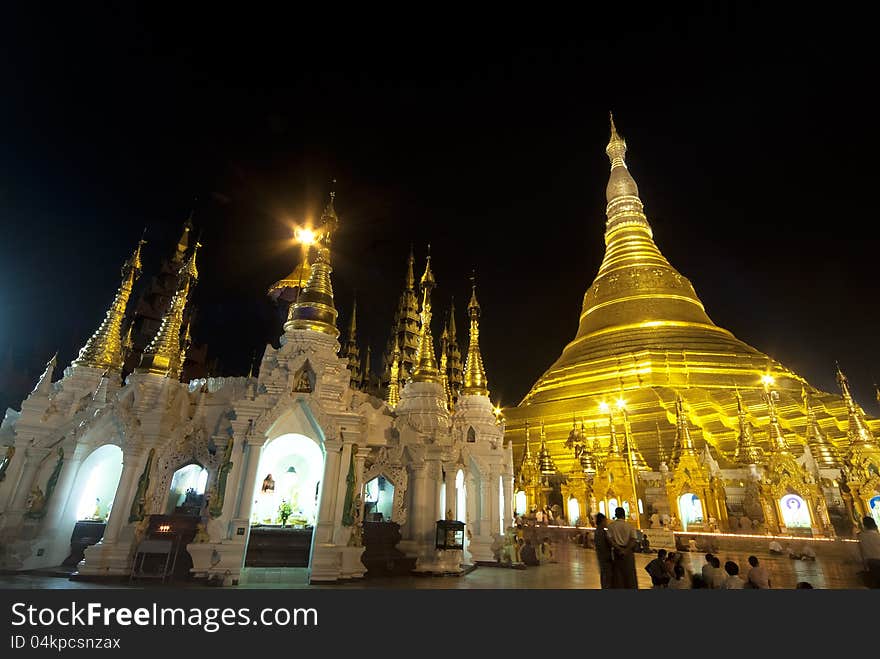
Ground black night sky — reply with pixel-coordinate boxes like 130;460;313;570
1;4;878;415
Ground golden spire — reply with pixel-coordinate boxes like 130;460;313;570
461;275;489;396
386;336;401;409
405;244;415;291
762;376;790;452
341;297;361;387
74;239;145;371
174;211;195;262
537;420;557;475
672;396;698;465
733;388;761;465
286;190;340;337
836;364;878;451
518;420;537;479
139;242;199;378
411;251;440;382
802;387;841;468
655;422;668;465
439;326;452;411
605;405;622;456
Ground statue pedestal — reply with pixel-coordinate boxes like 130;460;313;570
413;549;464;574
339;545;366;579
77;538;136;577
188;542;245;584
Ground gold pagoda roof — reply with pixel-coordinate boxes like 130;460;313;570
505;117;880;476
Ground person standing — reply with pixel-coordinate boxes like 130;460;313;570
857;516;880;588
593;512;614;589
608;506;639;589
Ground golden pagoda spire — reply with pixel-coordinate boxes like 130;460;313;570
762;375;789;452
836;364;878;451
411;251;440;383
139;242;199;378
341;296;362;387
733;388;761;465
802;387;841;468
74;239;145;372
673;396;698;461
537;419;557;475
603;403;622;456
361;345;372;392
439;327;452;411
405;244;415;291
386;335;401;409
174;211;195;262
286;190;340;337
461;275;489;396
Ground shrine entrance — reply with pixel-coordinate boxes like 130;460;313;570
244;433;324;568
678;492;704;531
164;464;208;516
61;444;123;567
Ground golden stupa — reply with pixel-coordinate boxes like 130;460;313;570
505;115;880;482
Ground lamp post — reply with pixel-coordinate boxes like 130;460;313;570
617;398;641;530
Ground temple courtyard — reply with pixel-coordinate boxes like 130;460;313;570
0;534;869;589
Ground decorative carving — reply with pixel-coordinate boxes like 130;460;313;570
26;447;63;519
0;445;15;482
208;437;234;518
128;448;155;523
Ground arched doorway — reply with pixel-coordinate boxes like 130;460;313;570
678;492;704;531
567;496;580;526
364;475;394;521
165;463;208;515
245;433;324;568
61;444;124;567
869;495;880;528
779;493;811;530
514;490;527;518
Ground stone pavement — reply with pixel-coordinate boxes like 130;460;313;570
0;539;869;589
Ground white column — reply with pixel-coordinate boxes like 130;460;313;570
236;439;264;522
503;473;514;530
332;442;354;545
314;439;341;545
444;471;456;520
410;464;430;548
101;449;144;544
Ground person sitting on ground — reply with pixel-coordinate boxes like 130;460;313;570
663;551;678;581
645;549;671;588
539;536;558;564
795;581;814;589
668;563;691;589
708;556;726;589
768;539;784;554
688;537;699;552
800;544;816;561
857;516;880;588
520;538;540;566
746;555;772;589
723;560;746;589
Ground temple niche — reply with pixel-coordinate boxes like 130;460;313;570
249;434;322;527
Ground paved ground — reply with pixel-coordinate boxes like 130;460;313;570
0;540;869;589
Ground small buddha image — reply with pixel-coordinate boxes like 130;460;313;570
261;473;275;493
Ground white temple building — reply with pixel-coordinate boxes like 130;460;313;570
0;192;514;584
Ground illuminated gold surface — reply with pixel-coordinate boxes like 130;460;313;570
385;335;401;409
411;254;441;383
382;248;421;385
287;192;340;337
505;117;880;481
461;279;489;396
138;242;199;378
74;240;144;371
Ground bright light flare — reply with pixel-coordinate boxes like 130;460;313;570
294;226;317;246
598;401;610;412
761;374;775;388
616;398;626;410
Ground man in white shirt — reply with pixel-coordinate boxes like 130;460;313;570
722;560;746;589
746;555;771;588
607;506;639;589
